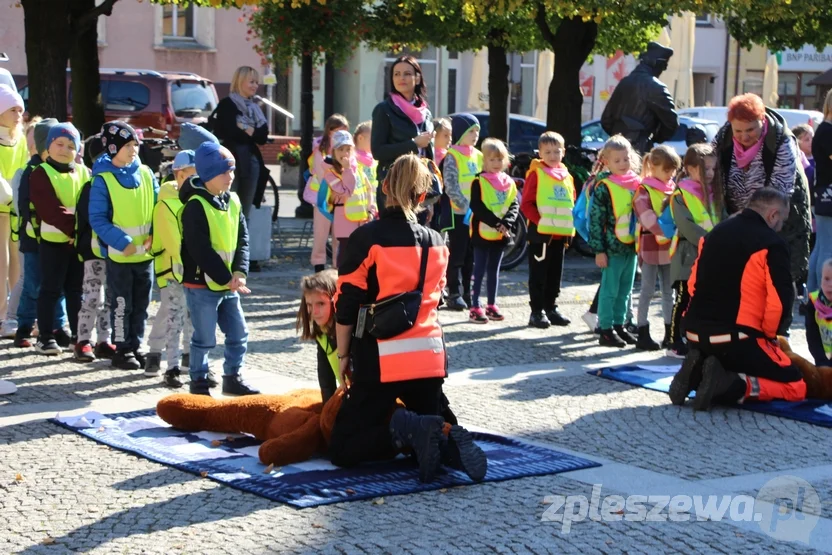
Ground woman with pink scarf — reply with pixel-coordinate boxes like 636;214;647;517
371;55;434;211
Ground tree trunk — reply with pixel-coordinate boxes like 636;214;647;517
22;0;72;120
537;15;598;147
487;44;509;143
324;56;335;120
295;53;314;218
69;0;104;138
273;63;290;136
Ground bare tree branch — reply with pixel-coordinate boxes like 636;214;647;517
71;0;119;36
534;1;556;46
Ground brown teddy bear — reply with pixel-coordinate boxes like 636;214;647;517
156;388;345;467
777;336;832;399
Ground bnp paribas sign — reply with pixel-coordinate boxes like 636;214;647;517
774;46;832;71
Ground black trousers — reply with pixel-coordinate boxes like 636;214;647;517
527;239;566;313
329;377;444;468
446;214;473;300
37;241;83;340
107;259;153;352
336;236;350;269
694;336;802;383
669;280;690;345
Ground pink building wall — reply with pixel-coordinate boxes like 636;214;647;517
0;0;262;90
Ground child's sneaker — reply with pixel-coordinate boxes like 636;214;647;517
94;342;117;359
54;329;73;351
164;367;183;388
13;327;33;348
485;305;504;321
469;307;489;324
144;352;162;377
36;338;62;356
73;340;95;363
0;319;18;339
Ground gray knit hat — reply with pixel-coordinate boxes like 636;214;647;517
33;118;59;155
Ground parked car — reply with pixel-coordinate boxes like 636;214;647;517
448;112;550;155
580;116;720;156
678;106;823;130
17;68;218;138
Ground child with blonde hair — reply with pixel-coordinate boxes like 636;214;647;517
588;135;641;347
353;121;377;197
634;145;681;350
467;138;518;323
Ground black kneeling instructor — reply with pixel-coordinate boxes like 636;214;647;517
329;154;486;483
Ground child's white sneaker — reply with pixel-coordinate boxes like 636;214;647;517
0;319;17;339
581;311;597;333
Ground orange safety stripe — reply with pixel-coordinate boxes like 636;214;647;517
686;236;705;300
750;376;806;402
735;250;782;338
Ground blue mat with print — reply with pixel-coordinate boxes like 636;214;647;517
50;409;600;508
591;365;832;427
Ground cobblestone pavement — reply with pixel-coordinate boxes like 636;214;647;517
1;227;830;554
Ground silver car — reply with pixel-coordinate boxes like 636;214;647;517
580;116;720;155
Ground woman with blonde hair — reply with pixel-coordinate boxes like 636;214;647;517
329;153;486;484
212;66;269;256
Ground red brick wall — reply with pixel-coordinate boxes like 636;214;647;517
260;135;300;164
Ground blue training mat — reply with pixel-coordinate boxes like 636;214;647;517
50;409;600;508
591;365;832;428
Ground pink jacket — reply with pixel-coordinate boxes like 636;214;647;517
302;138;331;205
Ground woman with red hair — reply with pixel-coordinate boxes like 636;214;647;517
712;93;809;334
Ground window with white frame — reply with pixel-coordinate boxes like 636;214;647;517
695;12;712;25
509;52;537;117
383;48;439;113
163;4;195;40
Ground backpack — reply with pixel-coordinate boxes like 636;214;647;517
573;173;602;242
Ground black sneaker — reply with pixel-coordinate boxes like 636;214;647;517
528;311;551;329
599;329;626;348
190;378;212;396
54;329;72;350
164;367;183;389
222;375;260;396
35;338;62;356
547;308;571;327
614;325;638;345
446;295;468;311
13;326;33;348
624;321;638;335
144;352;162;377
207;369;219;388
442;425;487;482
181;353;190;368
112;349;141;370
669;347;703;406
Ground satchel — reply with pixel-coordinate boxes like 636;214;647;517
363;228;431;340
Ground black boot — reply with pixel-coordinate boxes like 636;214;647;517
446;295;468;311
528;311;551;329
222;375;260;396
599;328;626;348
389;408;444;483
635;325;660;351
614;325;637;345
546;308;571;327
668;347;703;406
164;367;183;388
661;323;673;348
440;425;487;481
693;357;746;411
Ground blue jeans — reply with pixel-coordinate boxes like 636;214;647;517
184;287;248;381
17;251;67;330
808;215;832;293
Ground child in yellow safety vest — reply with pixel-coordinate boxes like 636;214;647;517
145;151;196;388
805;258;832;368
90;121;159;371
666;143;723;358
296;269;340;403
467;138;518;324
303;114;350;273
353;121;377;196
521;131;576;329
633;145;681;352
325;130;375;269
442;113;482;312
588;135;641;348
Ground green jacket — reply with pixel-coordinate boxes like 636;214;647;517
588;180;635;257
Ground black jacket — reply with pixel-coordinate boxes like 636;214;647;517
468;176;519;248
805;298;832;368
17;154;41;254
212;97;271;208
371;96;434;190
180;176;249;288
74;181;97;262
601;64;679;153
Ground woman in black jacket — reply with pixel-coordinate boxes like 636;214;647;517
371;55;434;210
212;66;269;221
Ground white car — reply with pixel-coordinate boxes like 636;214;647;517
678;106;823;130
580;116;721;156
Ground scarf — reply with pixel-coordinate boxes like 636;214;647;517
0;126;17;147
815;291;832;320
531;159;568;182
480;171;513;193
642;176;674;194
450;144;474;158
435;148;447;167
389;92;429;126
608;170;640;191
733;119;768;170
355;149;374;168
229;92;267;130
677;178;708;202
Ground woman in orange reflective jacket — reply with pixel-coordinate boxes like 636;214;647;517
329;154;487;483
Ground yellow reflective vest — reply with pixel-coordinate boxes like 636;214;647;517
186;193;241;292
669;187;716;257
38;162;89;244
599;178;635;245
446;147;483;212
100;166;155;263
316;333;341;385
635;184;672;253
475;174;518;241
151;181;184;287
0;138;28;216
533;163;575;237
